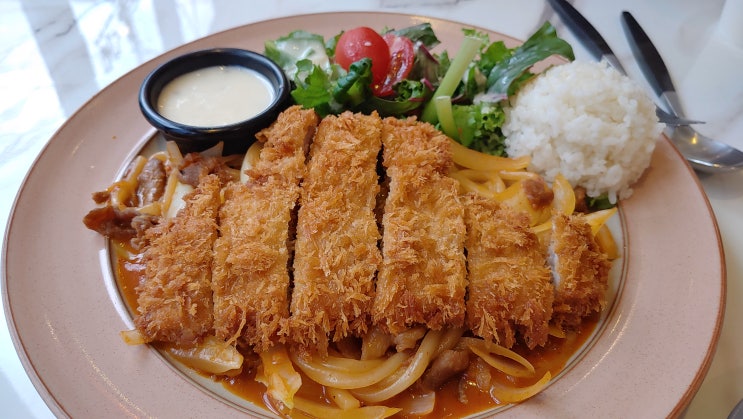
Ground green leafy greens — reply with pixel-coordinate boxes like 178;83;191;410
264;21;574;155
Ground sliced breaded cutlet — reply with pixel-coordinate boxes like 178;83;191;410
288;111;383;352
211;106;318;352
372;117;467;335
135;173;222;346
550;213;612;330
464;193;554;349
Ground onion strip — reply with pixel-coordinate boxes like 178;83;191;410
490;371;552;403
463;337;535;378
160;170;180;217
352;330;444;403
257;344;302;409
434;327;466;357
584;207;618;236
165;336;243;375
165;141;183;167
290;351;408;389
327;387;361;409
497;170;539;182
596;224;620;259
552;173;575;215
292;397;400;419
548;324;566;338
240;141;263;183
110;155;147;208
449;171;496;198
120;329;146;345
314;355;386;372
455;169;502;183
449;138;530;171
200;141;223;158
361;327;393;360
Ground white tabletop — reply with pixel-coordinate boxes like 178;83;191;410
2;0;742;417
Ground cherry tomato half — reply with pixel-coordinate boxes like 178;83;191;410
376;33;416;97
335;27;391;89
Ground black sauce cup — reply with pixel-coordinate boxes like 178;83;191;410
139;48;291;155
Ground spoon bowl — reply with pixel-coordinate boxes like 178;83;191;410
619;11;743;174
666;125;743;173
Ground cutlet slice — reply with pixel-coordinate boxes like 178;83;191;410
135;174;222;346
464;193;554;349
289;111;383;352
211;106;318;352
550;213;612;330
251;105;318;184
372;117;467;335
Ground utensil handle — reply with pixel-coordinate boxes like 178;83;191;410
620;11;686;116
548;0;626;74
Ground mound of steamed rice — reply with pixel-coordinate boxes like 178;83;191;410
503;60;663;203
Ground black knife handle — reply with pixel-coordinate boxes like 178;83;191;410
621;11;676;96
548;0;618;65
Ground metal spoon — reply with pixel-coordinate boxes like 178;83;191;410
622;11;743;173
546;0;704;127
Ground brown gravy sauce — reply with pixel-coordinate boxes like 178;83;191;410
115;246;598;418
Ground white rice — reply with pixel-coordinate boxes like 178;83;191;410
502;60;663;203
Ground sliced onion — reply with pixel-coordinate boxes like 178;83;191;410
463;337;535;378
584;207;618;236
200;141;223;158
240;141;263;183
165;141;183;167
164;181;193;219
292;397;400;419
361;326;393;360
291;351;408;389
256;344;302;409
552;173;575;215
119;329;146;345
548;324;566;338
490;371;552;403
327;387;361;410
397;391;436;416
352;329;444;403
165;336;243;375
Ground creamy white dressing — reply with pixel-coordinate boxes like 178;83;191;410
157;65;275;127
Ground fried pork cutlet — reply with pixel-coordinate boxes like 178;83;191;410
134;174;222;346
211;106;318;352
464;193;554;349
372;117;467;335
550;213;612;330
288;111;383;352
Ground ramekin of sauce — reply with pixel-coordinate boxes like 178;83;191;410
139;48;291;155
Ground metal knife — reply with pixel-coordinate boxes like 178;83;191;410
546;0;703;125
546;0;627;72
620;11;687;122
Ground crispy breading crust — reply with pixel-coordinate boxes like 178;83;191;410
211;106;318;352
128;109;615;354
464;193;554;349
251;105;317;184
135;174;222;346
288;111;383;352
372;117;467;335
550;213;612;329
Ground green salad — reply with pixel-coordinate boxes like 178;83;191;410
264;22;574;157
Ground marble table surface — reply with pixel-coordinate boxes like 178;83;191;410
2;0;742;417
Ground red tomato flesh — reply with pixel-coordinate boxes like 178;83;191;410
335;27;391;90
376;33;415;97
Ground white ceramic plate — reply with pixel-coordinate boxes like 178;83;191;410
2;12;724;418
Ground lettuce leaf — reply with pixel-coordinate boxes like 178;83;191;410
452;103;507;156
486;22;575;95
